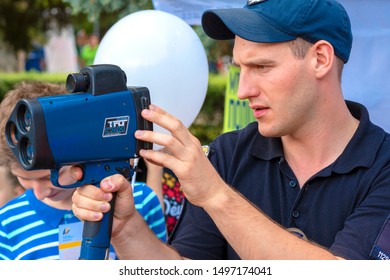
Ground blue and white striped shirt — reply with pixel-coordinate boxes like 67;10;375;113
0;182;166;260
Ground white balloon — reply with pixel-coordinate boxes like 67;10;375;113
94;10;209;149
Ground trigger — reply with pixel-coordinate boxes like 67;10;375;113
115;167;132;179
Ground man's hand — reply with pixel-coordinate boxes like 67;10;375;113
71;173;137;240
134;104;226;208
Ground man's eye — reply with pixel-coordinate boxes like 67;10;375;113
257;65;271;71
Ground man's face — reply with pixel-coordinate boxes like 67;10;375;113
232;36;318;138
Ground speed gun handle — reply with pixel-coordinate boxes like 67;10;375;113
79;189;117;260
76;162;132;260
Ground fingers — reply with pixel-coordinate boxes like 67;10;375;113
72;174;131;222
133;105;229;209
135;129;176;152
138;148;176;171
134;104;208;182
136;105;202;160
140;105;196;146
72;185;110;222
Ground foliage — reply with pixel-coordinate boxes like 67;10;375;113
0;0;154;53
193;26;234;62
0;0;73;52
63;0;153;22
190;73;227;144
0;0;233;74
0;72;68;100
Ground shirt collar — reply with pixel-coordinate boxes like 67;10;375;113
332;100;386;173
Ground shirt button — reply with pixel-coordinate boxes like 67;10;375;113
292;210;300;218
289;180;297;188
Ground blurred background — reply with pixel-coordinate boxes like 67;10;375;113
0;0;242;144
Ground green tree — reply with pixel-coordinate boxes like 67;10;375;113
0;0;153;55
0;0;232;72
63;0;232;63
0;0;72;52
63;0;152;22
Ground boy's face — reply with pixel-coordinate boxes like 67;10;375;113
11;164;76;210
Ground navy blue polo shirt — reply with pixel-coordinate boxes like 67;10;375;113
169;101;390;260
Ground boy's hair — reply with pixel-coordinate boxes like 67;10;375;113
0;81;67;168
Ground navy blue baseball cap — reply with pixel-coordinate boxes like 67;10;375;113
202;0;353;63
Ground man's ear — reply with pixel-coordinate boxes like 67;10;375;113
311;40;334;78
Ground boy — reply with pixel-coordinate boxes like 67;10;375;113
0;81;166;259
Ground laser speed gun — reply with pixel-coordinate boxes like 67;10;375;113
5;64;152;260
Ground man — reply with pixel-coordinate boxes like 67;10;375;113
72;0;390;259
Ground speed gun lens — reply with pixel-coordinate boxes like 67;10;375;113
18;104;32;132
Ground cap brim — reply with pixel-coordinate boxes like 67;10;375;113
202;8;296;43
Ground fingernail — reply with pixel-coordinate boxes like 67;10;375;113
139;149;146;157
101;178;114;191
100;202;110;212
107;178;115;190
135;130;144;137
102;193;111;201
142;109;151;116
92;212;103;220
